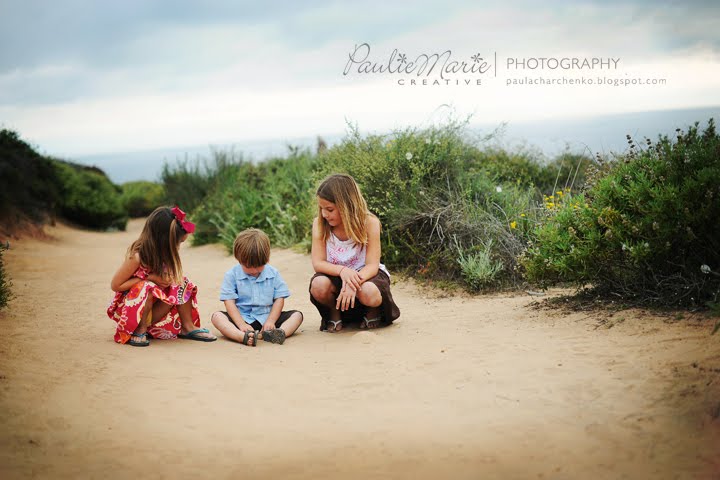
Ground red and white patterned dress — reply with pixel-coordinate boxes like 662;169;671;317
106;265;200;344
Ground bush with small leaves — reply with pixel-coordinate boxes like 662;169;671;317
54;161;128;230
121;181;166;217
522;119;720;307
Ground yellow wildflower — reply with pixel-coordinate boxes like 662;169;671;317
510;221;517;229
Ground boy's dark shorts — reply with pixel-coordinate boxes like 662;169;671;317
216;310;302;331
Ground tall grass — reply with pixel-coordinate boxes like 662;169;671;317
161;149;243;214
160;121;590;291
184;148;320;250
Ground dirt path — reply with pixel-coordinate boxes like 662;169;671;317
1;220;718;479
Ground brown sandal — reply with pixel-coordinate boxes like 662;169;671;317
241;330;257;346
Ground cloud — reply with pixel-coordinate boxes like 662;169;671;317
0;0;331;69
0;0;476;106
0;0;719;155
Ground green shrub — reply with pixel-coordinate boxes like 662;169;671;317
0;243;12;310
162;150;242;214
522;119;720;307
543;152;592;194
0;129;61;223
190;148;319;250
121;181;165;217
465;145;592;197
157;121;587;292
54;161;128;230
1;129;137;232
456;240;504;290
320;122;541;288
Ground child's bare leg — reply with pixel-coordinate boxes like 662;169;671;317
279;312;303;338
310;276;339;309
151;300;173;326
148;301;215;340
356;282;382;329
310;276;342;331
210;312;256;345
131;296;155;342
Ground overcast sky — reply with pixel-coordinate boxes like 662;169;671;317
1;0;719;156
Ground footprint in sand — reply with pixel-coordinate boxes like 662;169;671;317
350;331;387;345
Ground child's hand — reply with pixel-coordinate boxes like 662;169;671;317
336;285;357;311
238;325;256;338
147;273;170;288
262;322;276;332
339;267;363;291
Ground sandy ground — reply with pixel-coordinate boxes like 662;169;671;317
0;219;718;480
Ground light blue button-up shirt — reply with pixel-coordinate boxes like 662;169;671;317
219;264;291;325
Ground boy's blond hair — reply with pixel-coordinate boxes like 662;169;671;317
233;228;270;267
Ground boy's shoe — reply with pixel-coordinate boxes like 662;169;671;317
261;328;286;345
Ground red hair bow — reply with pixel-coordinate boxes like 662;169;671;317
171;206;196;234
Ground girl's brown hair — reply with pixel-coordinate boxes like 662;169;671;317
127;206;187;283
316;174;369;245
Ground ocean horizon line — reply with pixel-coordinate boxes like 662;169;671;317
71;106;719;184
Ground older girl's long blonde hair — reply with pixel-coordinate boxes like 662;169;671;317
316;174;370;245
127;206;187;283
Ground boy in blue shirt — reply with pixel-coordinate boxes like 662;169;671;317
211;228;303;346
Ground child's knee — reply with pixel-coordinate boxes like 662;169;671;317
210;311;225;327
294;311;304;324
359;283;382;305
310;277;334;298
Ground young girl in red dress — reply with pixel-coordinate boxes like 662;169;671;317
107;206;216;346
